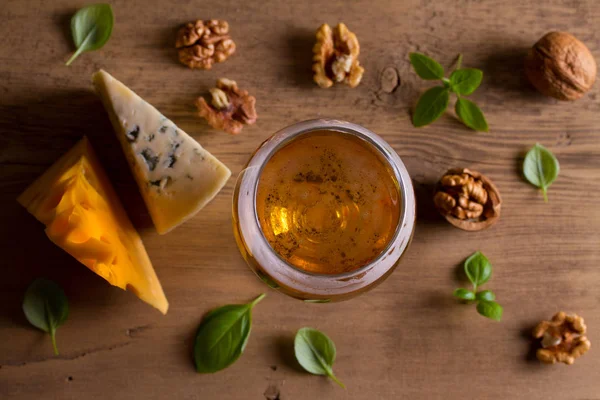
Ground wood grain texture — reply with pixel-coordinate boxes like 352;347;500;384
1;0;600;399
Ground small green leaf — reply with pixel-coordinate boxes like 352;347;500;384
66;4;114;66
449;68;483;95
475;290;496;302
453;288;475;301
464;251;492;287
413;87;450;127
23;278;69;355
476;300;503;321
295;327;345;388
194;294;265;373
409;53;445;80
455;98;489;132
523;143;560;202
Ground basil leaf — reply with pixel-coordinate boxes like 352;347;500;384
464;251;492;287
194;294;265;373
455;97;489;132
453;288;475;301
294;327;345;388
22;278;69;355
475;290;495;302
66;4;114;66
523;143;560;202
409;53;445;80
449;68;483;95
412;87;450;127
476;300;503;321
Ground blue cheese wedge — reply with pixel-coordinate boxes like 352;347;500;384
93;70;231;234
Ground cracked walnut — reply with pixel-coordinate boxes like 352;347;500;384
195;78;257;135
533;312;591;365
313;23;364;88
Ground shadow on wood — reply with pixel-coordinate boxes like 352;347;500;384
0;90;156;328
287;28;317;88
453;259;469;284
412;178;442;224
274;334;304;373
53;7;78;62
482;46;541;100
515;147;529;185
162;24;184;70
520;324;541;363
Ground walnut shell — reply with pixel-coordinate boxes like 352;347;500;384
525;32;597;101
434;168;501;231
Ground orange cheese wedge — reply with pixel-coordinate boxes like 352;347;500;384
18;137;168;314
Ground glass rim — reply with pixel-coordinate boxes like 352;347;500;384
235;119;416;296
251;120;406;279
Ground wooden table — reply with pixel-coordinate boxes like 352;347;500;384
2;0;599;399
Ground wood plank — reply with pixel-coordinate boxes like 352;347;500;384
1;0;599;399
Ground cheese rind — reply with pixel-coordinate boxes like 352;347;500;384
18;137;169;314
92;70;232;234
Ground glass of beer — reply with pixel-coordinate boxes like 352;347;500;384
233;119;415;302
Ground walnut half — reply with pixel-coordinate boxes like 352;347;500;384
195;78;257;135
533;312;591;365
175;19;236;70
313;23;364;88
433;168;501;231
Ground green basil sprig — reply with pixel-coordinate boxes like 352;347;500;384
453;251;503;321
409;53;488;131
194;294;265;373
294;327;345;388
66;4;114;66
22;278;69;355
523;143;560;202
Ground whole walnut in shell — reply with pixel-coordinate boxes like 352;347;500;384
525;32;597;100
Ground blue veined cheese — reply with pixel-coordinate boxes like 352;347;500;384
93;70;231;234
